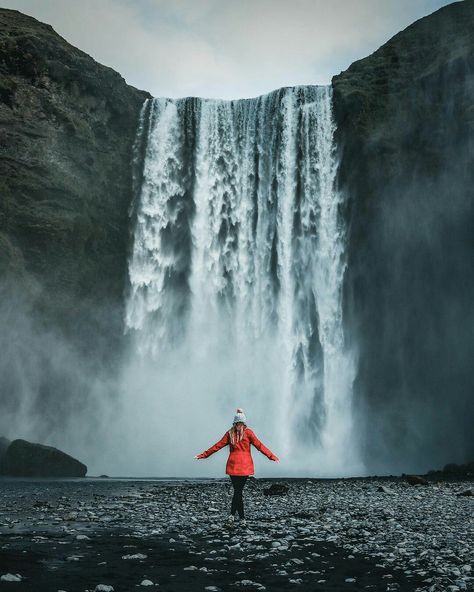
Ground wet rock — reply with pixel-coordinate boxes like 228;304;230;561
234;580;265;590
456;489;474;497
1;439;86;477
378;485;395;494
1;573;22;581
122;553;147;560
263;483;289;496
405;475;429;486
94;586;114;592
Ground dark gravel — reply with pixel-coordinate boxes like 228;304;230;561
0;477;472;592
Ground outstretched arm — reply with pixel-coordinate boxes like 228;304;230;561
195;432;229;459
248;430;279;461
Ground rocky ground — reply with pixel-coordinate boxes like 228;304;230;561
0;477;472;592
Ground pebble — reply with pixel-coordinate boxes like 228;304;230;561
140;580;154;586
234;580;265;590
1;573;22;582
122;553;147;560
94;586;114;592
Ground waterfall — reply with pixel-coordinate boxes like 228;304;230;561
124;86;361;476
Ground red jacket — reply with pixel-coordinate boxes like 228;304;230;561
197;427;278;476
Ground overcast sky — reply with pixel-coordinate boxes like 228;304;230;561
3;0;454;99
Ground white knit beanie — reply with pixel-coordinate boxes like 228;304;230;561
233;407;247;425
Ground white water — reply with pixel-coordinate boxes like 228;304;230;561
121;86;363;477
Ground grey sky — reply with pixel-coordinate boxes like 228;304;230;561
2;0;453;99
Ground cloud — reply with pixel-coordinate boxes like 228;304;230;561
2;0;452;98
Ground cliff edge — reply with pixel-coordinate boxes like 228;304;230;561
333;0;474;471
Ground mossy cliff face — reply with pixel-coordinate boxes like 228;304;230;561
333;1;474;472
0;8;149;346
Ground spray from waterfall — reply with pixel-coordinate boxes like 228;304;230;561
121;86;363;477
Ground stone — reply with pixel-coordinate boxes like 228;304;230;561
405;475;429;486
0;573;22;582
140;580;153;586
456;489;474;497
263;483;289;496
1;439;86;477
94;586;114;592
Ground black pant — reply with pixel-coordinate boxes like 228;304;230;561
230;476;248;518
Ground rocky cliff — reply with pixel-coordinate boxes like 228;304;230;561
0;9;150;430
0;8;149;343
333;0;474;472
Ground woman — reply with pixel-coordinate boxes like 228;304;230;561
194;408;279;525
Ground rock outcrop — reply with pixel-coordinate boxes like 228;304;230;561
0;9;150;430
0;8;150;344
0;438;87;477
333;1;474;472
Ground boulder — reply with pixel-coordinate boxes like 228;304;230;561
263;483;289;496
406;475;429;486
0;439;87;477
456;489;474;497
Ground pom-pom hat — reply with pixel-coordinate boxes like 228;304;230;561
233;408;246;425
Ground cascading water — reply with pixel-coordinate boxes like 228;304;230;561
123;86;362;476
